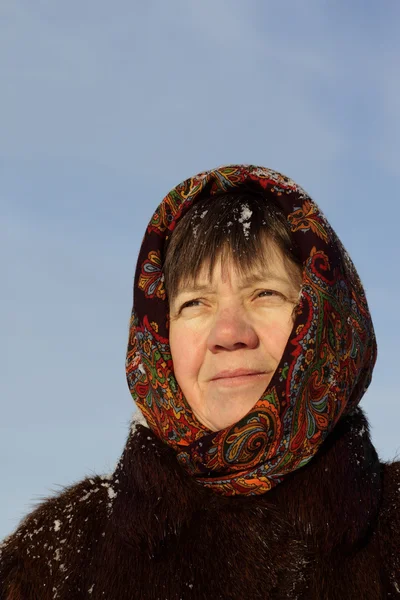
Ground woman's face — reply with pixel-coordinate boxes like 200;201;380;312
169;244;302;431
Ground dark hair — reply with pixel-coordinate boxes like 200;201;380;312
163;190;302;302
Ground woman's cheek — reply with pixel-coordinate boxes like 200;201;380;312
259;317;294;360
171;323;204;383
185;331;206;380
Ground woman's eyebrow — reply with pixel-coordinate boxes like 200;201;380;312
175;282;215;296
238;273;291;290
175;273;291;296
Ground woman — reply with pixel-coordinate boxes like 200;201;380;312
1;165;399;599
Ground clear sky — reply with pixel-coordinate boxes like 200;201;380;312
2;0;400;539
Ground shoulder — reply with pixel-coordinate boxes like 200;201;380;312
0;421;177;598
378;460;400;595
382;459;400;497
380;459;400;531
0;473;115;597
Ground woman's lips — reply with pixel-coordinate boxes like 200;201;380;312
210;369;268;387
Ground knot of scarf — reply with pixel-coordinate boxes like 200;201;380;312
126;165;377;496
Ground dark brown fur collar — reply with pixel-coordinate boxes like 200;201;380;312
112;407;382;553
2;408;398;600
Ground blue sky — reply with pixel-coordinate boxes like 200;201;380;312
2;0;400;539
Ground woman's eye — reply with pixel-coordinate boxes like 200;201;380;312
258;290;280;297
180;299;202;311
256;290;285;303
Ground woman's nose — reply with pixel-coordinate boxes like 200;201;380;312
206;308;259;353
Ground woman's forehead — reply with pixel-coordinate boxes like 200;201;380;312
175;244;297;292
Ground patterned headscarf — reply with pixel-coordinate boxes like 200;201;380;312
126;165;377;496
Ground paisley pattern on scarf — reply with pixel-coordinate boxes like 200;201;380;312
138;251;166;300
126;165;377;496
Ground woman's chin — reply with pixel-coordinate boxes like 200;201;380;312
206;397;264;431
188;378;272;431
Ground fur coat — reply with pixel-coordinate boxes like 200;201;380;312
1;408;399;600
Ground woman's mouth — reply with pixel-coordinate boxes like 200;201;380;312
210;369;268;387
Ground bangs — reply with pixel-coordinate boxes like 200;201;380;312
163;191;302;302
